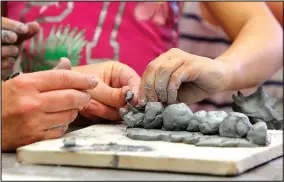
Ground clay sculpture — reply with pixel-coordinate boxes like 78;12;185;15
232;87;283;130
120;89;276;147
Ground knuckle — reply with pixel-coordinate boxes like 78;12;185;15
17;97;41;114
59;71;73;88
13;75;31;90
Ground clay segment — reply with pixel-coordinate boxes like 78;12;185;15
232;87;283;130
120;90;273;147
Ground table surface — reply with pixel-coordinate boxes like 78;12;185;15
2;126;283;181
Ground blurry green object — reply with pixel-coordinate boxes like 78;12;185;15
21;25;87;72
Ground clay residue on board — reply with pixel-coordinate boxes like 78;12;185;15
120;88;280;147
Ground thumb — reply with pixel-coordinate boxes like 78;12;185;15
53;57;72;70
88;79;130;108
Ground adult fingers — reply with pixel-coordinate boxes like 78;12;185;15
53;57;72;70
154;58;185;103
1;30;17;44
88;79;130;108
2;45;19;58
40;89;91;112
44;109;78;128
16;21;40;45
80;99;121;121
19;69;98;92
2;17;28;34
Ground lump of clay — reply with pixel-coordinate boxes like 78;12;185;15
120;108;144;128
246;121;270;145
219;112;252;138
187;110;207;132
162;103;193;131
232;87;283;130
198;111;228;135
143;102;164;129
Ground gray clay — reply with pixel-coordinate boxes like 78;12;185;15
120;110;145;128
219;112;252;138
143;102;164;129
232;87;283;130
162;103;193;131
246;121;271;145
126;128;257;148
125;91;134;102
198;111;228;135
187;110;207;132
63;137;76;147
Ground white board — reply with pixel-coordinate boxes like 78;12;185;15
16;124;283;176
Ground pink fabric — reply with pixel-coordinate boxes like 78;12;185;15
6;2;181;76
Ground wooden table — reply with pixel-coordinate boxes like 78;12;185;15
2;126;283;181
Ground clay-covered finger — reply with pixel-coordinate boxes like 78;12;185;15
2;17;28;34
40;89;91;112
155;58;185;103
1;30;17;44
80;99;121;121
2;45;19;58
167;65;190;104
16;21;40;45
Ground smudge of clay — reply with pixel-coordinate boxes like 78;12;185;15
219;112;252;138
62;137;76;147
246;122;271;145
126;128;258;147
143;102;164;129
162;103;194;131
232;87;283;130
198;111;228;135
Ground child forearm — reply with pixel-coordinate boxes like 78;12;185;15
216;15;283;91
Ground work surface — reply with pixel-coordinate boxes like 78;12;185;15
2;125;283;181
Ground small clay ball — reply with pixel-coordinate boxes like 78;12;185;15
187;110;207;132
198;111;228;135
246;122;270;145
162;103;193;131
219;112;252;138
143;102;164;129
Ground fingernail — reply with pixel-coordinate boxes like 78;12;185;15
19;24;28;33
88;76;98;88
139;98;146;106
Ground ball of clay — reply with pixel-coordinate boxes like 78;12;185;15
187;110;207;132
198;111;228;135
143;102;164;129
246;122;270;145
122;111;145;128
219;112;252;138
162;103;193;131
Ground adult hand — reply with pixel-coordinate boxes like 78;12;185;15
2;58;98;152
72;61;141;121
138;48;231;106
1;17;40;69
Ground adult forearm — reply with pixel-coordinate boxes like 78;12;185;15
216;15;283;91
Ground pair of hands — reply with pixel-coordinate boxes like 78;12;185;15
2;57;140;152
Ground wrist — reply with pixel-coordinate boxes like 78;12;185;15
214;56;239;92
